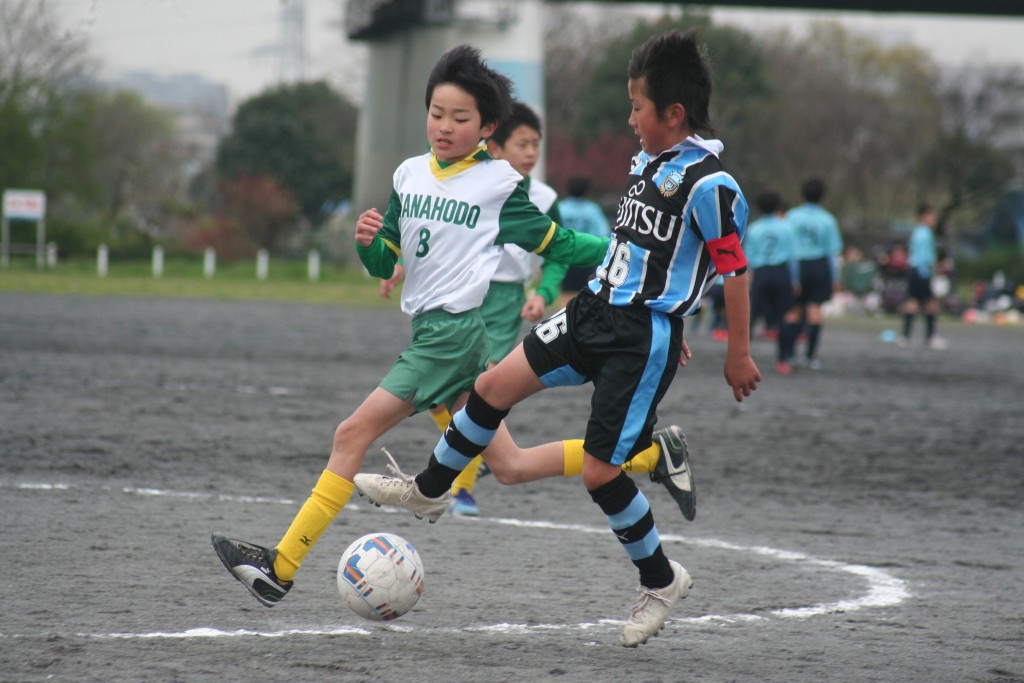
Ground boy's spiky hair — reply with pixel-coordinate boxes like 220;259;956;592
628;29;713;134
489;101;542;147
425;44;513;127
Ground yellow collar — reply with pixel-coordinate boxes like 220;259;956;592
430;143;491;180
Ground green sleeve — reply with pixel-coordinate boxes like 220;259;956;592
535;258;568;305
497;184;609;267
355;189;402;278
538;227;609;268
545;200;563;226
532;196;568;304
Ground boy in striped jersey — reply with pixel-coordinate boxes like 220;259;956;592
357;30;761;647
211;44;609;609
381;102;698;519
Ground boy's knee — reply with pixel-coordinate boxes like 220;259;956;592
485;458;526;485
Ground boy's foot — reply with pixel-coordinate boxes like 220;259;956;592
927;336;948;350
450;489;480;517
774;361;793;375
650;425;696;521
354;449;450;523
807;358;822;371
620;560;692;647
211;533;292;607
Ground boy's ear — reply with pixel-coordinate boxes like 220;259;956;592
480;120;498;140
666;103;687;128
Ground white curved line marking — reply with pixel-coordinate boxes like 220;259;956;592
6;481;910;640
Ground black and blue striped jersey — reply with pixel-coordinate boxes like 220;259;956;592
588;137;749;317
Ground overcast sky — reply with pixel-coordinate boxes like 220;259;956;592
54;0;1024;105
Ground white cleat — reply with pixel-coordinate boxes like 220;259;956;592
354;449;450;523
620;560;692;647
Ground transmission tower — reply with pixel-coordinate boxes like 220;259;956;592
276;0;307;84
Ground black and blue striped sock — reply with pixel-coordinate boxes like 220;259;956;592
589;471;673;589
415;388;509;498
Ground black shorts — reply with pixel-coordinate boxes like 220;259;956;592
751;264;795;325
906;270;934;302
798;257;834;304
522;290;682;466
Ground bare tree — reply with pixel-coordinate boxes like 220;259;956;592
0;0;93;104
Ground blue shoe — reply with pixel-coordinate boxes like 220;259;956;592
450;489;480;517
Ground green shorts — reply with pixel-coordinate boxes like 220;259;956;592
480;281;527;364
379;308;489;413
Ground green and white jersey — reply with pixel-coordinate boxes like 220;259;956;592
356;145;608;317
491;176;559;285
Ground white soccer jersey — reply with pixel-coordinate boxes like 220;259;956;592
380;148;531;316
491;177;559;284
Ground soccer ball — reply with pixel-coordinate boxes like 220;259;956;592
337;532;425;621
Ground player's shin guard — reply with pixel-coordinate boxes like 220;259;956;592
589;471;674;589
415;388;509;498
275;469;354;581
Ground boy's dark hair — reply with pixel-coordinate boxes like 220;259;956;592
756;191;782;215
425;44;513;127
567;175;591;198
628;29;713;134
490;101;542;147
917;202;934;217
801;178;826;203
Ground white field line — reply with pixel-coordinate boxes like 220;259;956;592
5;481;911;641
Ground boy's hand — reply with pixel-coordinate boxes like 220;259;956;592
521;294;547;322
380;263;405;299
724;353;761;402
355;208;383;247
679;333;692;368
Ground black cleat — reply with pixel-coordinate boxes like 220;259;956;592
211;533;292;607
651;425;697;521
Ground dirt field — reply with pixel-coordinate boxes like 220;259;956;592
1;291;1022;683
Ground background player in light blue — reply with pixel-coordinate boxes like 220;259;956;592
557;175;610;306
745;191;799;374
900;203;946;349
787;178;843;369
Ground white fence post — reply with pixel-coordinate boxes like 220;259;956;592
308;250;320;281
152;246;164;278
203;247;216;279
256;249;269;281
46;242;57;268
97;244;108;278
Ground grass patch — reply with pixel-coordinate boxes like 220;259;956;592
0;256;394;307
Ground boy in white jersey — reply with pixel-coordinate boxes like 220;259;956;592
210;44;608;608
356;30;761;647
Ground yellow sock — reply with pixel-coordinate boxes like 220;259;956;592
563;439;585;476
623;441;661;475
452;455;482;494
274;469;353;582
428;407;452;432
562;439;661;476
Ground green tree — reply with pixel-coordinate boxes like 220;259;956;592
0;0;93;195
544;11;772;198
216;81;357;230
